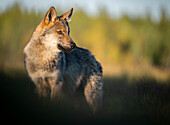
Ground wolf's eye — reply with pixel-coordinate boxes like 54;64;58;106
57;30;62;35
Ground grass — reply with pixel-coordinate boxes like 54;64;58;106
0;70;170;125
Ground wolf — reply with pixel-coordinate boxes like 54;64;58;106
24;6;103;112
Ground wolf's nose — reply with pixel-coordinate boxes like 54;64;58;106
70;42;76;49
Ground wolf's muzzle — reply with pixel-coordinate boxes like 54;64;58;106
57;41;76;53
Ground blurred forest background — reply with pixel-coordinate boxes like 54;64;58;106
0;1;170;124
0;3;170;81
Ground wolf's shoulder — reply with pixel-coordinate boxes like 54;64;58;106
74;46;91;55
67;46;92;59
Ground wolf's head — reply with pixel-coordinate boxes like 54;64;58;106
35;7;76;53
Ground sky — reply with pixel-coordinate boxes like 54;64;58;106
0;0;170;21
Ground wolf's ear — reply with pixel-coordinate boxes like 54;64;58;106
61;8;73;22
44;6;57;24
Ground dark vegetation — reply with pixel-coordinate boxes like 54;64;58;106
0;71;169;125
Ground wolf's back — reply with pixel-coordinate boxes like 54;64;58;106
64;46;102;77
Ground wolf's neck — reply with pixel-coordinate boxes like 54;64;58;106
25;38;64;69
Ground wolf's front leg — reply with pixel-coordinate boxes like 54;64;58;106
50;81;63;100
44;77;63;100
33;77;51;98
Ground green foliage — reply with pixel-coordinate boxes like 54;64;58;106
71;9;170;67
0;3;42;70
0;4;170;71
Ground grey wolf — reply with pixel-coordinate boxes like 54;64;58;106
24;6;103;112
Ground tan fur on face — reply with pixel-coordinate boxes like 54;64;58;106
33;7;59;37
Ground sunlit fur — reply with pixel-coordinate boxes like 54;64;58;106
24;6;103;112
